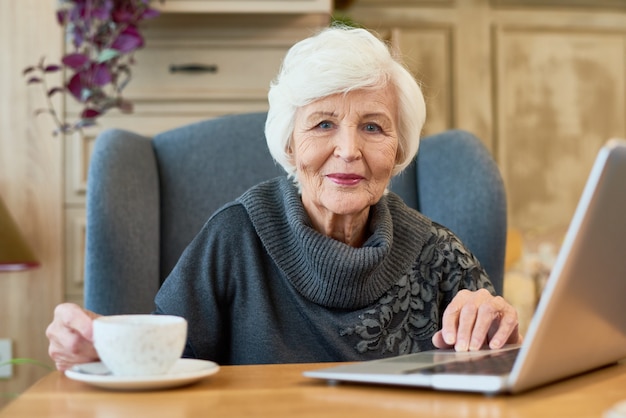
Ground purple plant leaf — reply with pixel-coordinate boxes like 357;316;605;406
66;73;85;101
91;63;112;86
91;7;111;20
62;53;90;69
71;29;85;48
56;9;68;25
44;65;62;73
75;4;87;20
111;26;144;53
80;108;101;119
112;9;134;23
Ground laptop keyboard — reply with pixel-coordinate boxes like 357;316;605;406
406;348;520;376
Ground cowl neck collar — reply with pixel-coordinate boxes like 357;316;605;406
238;177;431;309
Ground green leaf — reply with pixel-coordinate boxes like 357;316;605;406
0;358;53;371
98;48;120;63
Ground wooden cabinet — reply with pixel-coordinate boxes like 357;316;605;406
63;9;331;305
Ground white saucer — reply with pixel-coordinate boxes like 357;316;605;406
65;358;220;390
606;400;626;418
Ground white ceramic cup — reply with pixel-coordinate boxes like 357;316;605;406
93;314;188;377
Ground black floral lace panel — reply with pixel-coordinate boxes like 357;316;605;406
339;224;492;357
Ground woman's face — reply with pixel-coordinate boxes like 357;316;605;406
290;86;399;223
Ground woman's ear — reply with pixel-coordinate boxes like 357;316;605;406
391;142;405;175
394;144;404;165
286;139;295;163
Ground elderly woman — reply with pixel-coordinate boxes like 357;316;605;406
47;26;521;370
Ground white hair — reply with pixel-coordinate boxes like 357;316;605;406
265;25;426;178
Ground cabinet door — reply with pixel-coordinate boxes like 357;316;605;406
156;0;331;13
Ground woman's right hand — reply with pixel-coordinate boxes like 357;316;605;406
46;303;101;371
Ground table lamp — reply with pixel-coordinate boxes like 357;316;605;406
0;194;39;272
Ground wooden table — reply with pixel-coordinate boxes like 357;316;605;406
2;361;626;417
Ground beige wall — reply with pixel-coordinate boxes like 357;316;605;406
0;0;63;408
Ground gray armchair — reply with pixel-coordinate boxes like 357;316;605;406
84;112;507;315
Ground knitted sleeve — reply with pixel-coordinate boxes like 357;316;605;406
153;202;258;364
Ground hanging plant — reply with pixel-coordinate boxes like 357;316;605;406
23;0;163;135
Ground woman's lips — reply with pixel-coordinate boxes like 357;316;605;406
326;173;364;186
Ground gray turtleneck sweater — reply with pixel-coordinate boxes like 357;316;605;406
154;176;495;365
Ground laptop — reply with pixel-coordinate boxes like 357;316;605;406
304;138;626;395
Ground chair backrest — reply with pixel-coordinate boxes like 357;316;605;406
84;112;506;315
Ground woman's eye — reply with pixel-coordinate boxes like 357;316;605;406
364;123;381;132
317;121;333;129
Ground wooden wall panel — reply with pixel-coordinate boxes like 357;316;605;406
491;0;626;10
390;26;453;136
0;0;63;409
494;26;625;235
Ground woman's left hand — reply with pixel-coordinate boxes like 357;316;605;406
432;288;522;351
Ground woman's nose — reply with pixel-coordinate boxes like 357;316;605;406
333;127;362;161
